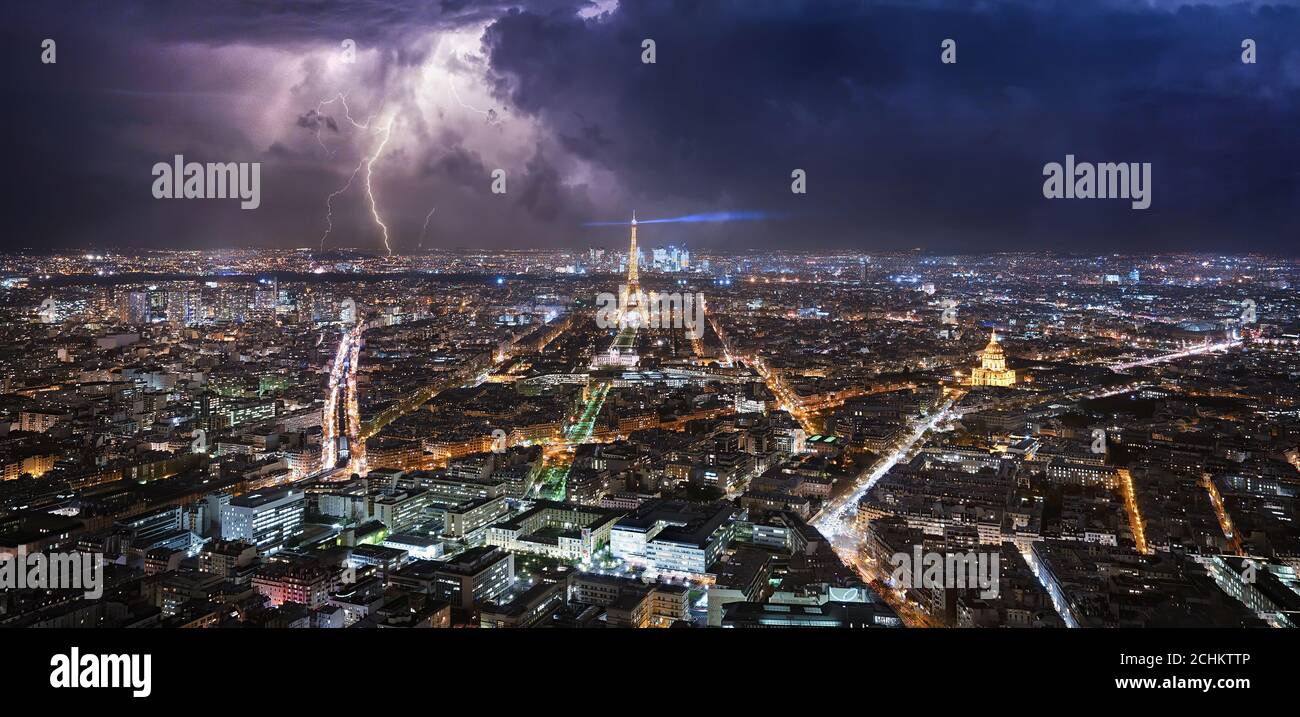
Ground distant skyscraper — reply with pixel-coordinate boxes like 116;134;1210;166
122;290;150;325
215;288;251;323
255;281;277;311
166;289;202;327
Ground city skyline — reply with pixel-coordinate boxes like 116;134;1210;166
3;238;1297;631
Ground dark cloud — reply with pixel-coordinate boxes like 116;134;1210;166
515;149;592;222
298;110;340;134
3;1;1299;254
421;143;491;186
482;0;1300;253
557;113;614;160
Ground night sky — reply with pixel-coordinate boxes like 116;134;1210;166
5;0;1299;254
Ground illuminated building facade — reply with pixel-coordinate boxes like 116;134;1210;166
969;330;1017;387
220;488;306;554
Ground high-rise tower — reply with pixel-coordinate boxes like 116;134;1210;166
621;212;643;321
626;211;640;299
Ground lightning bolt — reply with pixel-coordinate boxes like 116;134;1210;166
447;76;500;125
317;98;396;256
332;93;371;129
312;124;331;154
316;67;499;255
364;117;395;256
320;164;362;249
419;207;436;248
312;93;374;154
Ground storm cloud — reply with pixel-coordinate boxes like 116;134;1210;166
4;0;1299;254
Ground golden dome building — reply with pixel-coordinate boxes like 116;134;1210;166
970;330;1017;387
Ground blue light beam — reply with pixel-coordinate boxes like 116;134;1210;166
583;211;779;227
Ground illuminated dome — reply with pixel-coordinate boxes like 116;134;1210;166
983;331;1005;358
971;330;1016;386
